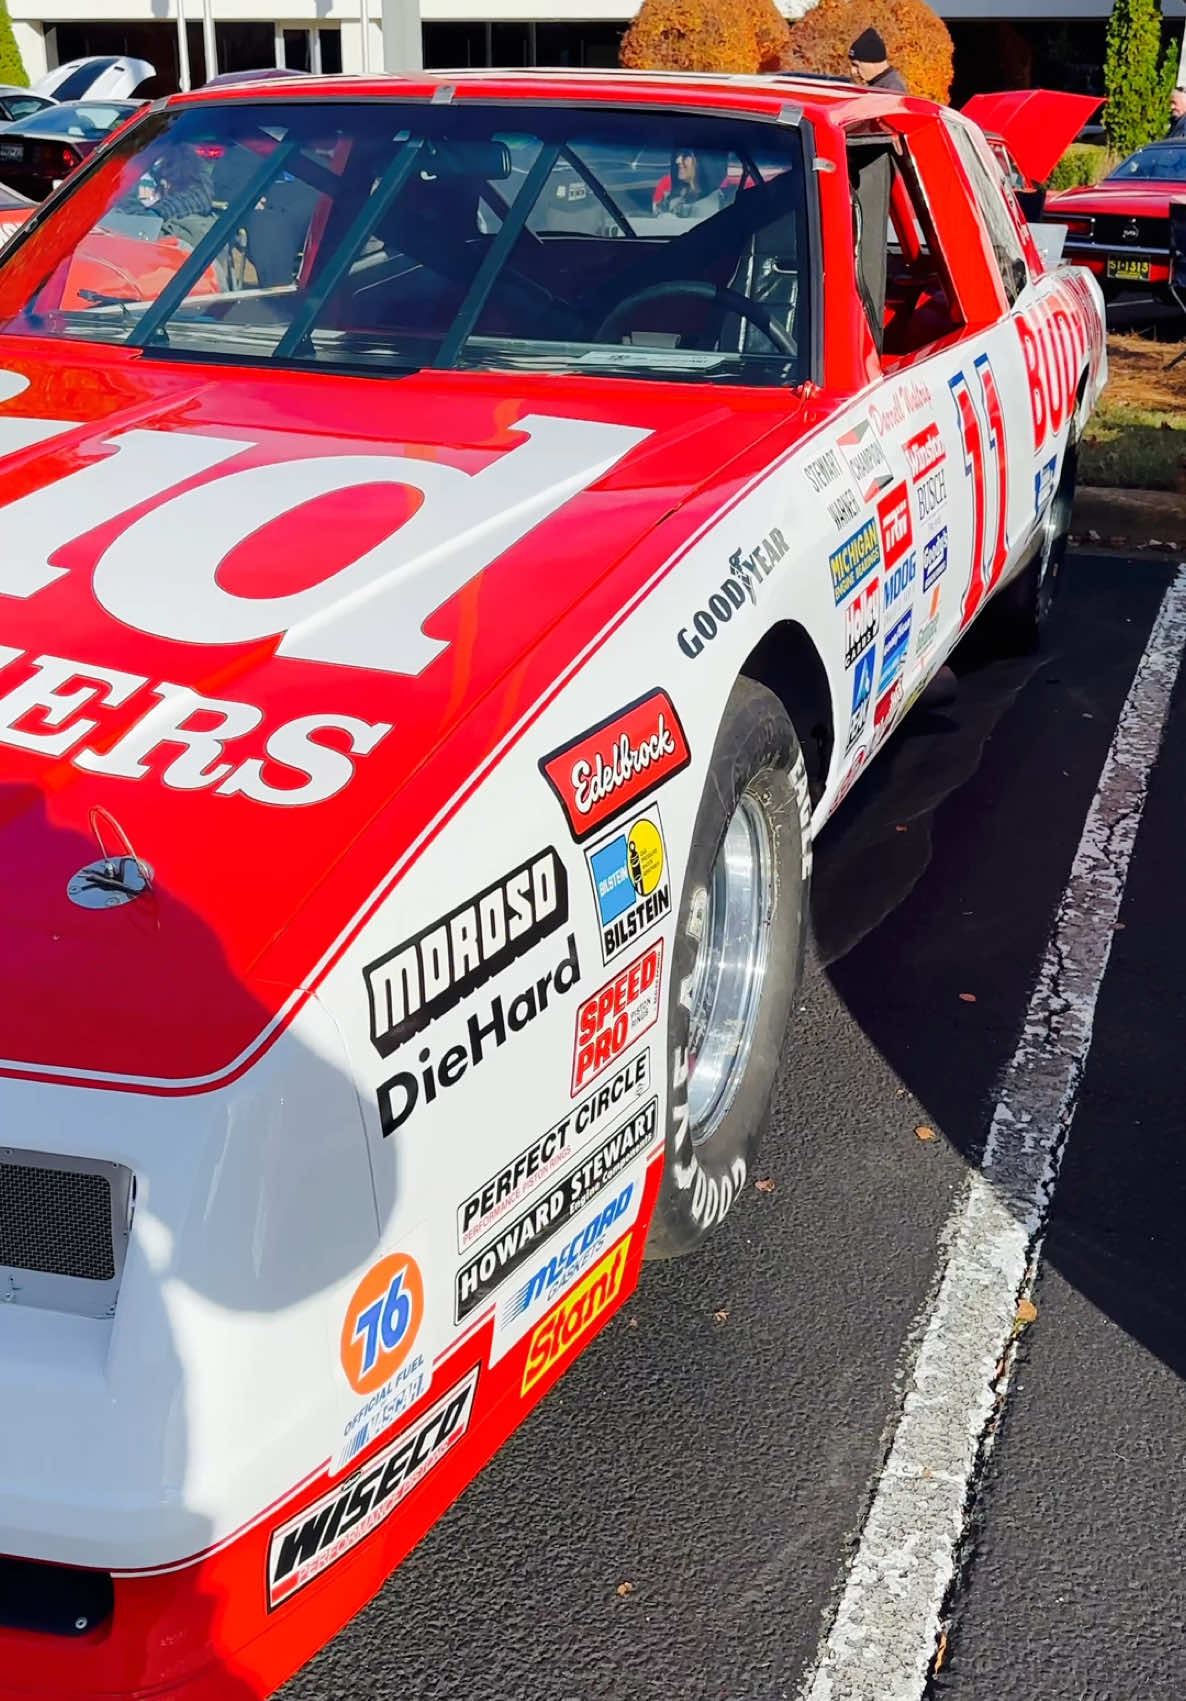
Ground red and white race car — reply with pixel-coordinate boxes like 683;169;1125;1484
0;69;1104;1701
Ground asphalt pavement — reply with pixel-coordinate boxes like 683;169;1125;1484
283;550;1183;1701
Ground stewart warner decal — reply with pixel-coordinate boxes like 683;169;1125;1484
540;691;690;843
364;850;568;1057
266;1368;478;1609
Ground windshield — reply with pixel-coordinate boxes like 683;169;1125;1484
0;100;811;388
1108;144;1186;182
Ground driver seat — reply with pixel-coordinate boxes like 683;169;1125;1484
718;195;800;356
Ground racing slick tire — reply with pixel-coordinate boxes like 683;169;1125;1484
645;677;810;1260
991;436;1078;652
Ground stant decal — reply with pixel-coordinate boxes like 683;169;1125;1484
521;1236;631;1395
457;1050;651;1251
266;1367;478;1609
837;420;893;502
540;690;690;844
377;934;581;1136
586;804;671;966
829;518;881;605
340;1252;425;1397
571;939;663;1095
454;1098;658;1322
844;577;880;669
364;849;568;1057
877;483;914;573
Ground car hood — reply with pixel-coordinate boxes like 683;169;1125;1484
1047;181;1184;216
963;90;1105;187
0;344;800;1087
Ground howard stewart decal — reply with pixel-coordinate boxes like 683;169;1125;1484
847;649;876;752
364;850;568;1057
457;1051;651;1251
877;483;914;573
378;934;580;1136
845;576;879;669
521;1235;632;1395
837;420;893;502
923;527;949;591
586;805;671;966
571;940;663;1094
829;517;881;605
267;1368;478;1609
676;528;787;659
540;690;691;843
454;1098;658;1322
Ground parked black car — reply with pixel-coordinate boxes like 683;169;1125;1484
0;100;139;201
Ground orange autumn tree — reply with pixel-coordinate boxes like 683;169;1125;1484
781;0;954;104
620;0;790;74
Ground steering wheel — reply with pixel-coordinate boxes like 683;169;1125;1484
594;280;796;357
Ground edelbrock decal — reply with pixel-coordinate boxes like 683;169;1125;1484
454;1097;658;1323
267;1367;478;1609
540;691;690;844
571;940;663;1095
457;1050;651;1251
586;804;671;966
378;933;581;1136
364;849;568;1057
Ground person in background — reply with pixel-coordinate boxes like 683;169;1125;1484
657;146;730;219
1169;87;1186;139
848;29;907;94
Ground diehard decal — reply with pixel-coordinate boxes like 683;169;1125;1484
540;691;690;843
828;517;881;605
454;1098;658;1322
571;940;663;1094
457;1051;651;1251
521;1236;631;1395
266;1368;478;1609
364;849;568;1057
586;805;671;966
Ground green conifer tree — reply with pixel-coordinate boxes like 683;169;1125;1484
0;1;28;88
1104;0;1169;157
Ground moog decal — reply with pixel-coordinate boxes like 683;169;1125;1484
364;849;568;1057
540;691;690;843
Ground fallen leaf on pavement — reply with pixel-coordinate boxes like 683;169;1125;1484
713;1308;729;1325
755;1177;776;1193
959;992;977;1003
914;1124;936;1141
934;1631;948;1673
616;1582;634;1597
1013;1296;1038;1336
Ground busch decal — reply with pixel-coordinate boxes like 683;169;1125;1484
541;691;690;843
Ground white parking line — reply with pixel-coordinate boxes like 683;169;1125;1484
800;569;1186;1701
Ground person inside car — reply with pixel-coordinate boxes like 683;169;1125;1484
657;146;730;219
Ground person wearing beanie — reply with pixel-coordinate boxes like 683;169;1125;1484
848;28;907;93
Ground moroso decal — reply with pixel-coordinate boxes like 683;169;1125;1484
540;691;690;844
521;1236;631;1395
266;1367;478;1609
571;941;663;1095
829;517;881;606
364;849;568;1058
837;420;893;502
457;1050;651;1251
454;1098;658;1323
877;483;914;573
340;1252;425;1396
586;805;671;967
0;646;391;808
846;649;876;753
377;934;581;1136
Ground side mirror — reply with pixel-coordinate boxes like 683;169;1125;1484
1016;186;1047;222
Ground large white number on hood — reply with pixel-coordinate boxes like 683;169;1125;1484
92;415;650;677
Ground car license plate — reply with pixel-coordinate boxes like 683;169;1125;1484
1106;255;1151;282
0;142;22;163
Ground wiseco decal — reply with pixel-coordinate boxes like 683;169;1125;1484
364;849;568;1057
571;940;663;1095
540;690;691;844
266;1367;478;1609
0;378;648;681
521;1235;631;1396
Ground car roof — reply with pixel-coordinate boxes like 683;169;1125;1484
165;66;927;128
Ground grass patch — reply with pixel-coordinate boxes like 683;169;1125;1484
1080;334;1186;490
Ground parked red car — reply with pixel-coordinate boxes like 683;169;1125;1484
1045;138;1186;309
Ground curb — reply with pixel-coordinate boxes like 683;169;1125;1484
1072;485;1186;556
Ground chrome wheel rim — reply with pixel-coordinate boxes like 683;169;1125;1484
686;790;775;1144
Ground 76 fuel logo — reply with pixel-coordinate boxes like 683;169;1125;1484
340;1252;425;1395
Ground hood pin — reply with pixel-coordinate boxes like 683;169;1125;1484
67;806;154;911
